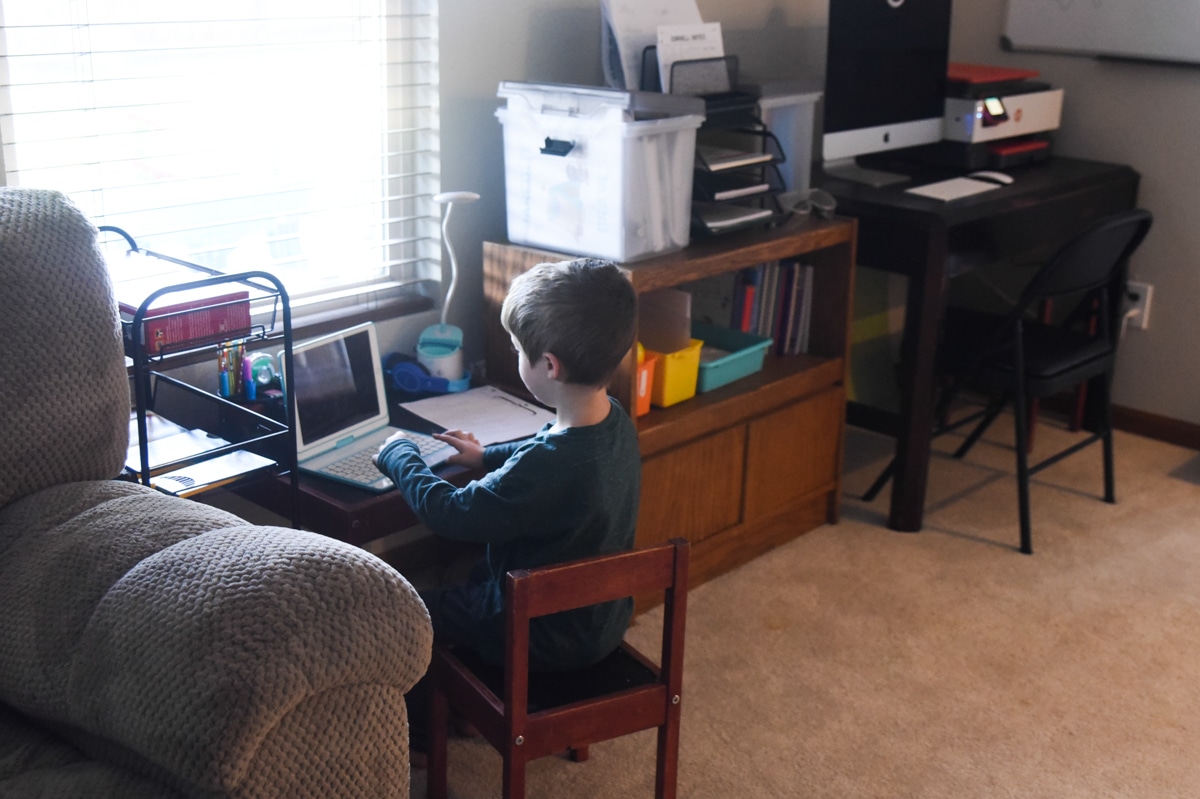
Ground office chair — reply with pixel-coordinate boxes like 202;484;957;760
426;539;689;799
863;208;1153;554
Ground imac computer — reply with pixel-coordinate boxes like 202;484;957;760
822;0;953;186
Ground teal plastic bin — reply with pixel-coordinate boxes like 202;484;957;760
692;322;773;393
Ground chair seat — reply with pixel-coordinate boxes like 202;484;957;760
941;306;1114;396
445;643;659;713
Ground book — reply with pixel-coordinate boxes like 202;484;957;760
773;262;796;354
781;262;802;355
796;264;815;354
119;289;252;353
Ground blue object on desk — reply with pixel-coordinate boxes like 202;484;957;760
384;353;470;395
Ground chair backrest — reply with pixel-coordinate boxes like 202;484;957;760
0;188;131;509
964;208;1154;363
502;538;689;741
1019;208;1153;308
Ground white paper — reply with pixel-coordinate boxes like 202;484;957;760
905;177;1000;202
656;21;724;93
126;428;232;472
400;385;555;446
601;0;702;90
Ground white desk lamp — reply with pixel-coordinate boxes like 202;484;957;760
417;191;480;381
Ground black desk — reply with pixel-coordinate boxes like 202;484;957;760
819;156;1140;532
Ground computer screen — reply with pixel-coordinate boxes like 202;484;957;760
292;327;381;445
822;0;953;185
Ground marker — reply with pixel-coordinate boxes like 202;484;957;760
243;353;255;400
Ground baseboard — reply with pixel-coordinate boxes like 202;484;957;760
1040;394;1200;452
1112;405;1200;452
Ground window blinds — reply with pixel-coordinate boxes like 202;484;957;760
0;0;440;302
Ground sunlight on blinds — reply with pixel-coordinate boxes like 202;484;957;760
0;0;440;301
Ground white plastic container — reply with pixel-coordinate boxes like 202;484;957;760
751;78;822;194
496;85;703;263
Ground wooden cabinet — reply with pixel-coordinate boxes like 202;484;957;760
483;215;856;589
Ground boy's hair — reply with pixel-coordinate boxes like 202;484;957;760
500;257;637;387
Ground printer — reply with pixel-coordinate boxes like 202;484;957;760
939;62;1064;169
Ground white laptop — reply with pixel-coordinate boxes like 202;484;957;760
288;322;454;492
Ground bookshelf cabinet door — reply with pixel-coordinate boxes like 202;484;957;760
636;426;745;548
743;388;843;521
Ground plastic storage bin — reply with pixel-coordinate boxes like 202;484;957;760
693;323;773;393
636;352;657;417
646;338;703;408
497;83;704;263
751;80;822;195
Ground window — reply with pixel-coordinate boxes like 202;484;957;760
0;0;440;313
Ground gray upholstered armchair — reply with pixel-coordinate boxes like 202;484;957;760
0;187;433;798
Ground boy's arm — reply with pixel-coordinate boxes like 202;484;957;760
375;438;547;544
482;439;526;470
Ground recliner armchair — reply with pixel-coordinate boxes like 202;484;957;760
0;187;433;798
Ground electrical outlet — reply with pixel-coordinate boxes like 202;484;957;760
1127;280;1153;330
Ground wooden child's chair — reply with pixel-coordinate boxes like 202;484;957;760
426;538;690;799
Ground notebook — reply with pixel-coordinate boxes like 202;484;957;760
289;322;454;492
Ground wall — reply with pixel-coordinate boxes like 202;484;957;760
438;0;1198;426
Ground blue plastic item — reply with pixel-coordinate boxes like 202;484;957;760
692;322;773;393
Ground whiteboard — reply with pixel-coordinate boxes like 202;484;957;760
1003;0;1200;66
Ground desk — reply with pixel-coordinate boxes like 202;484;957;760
819;156;1139;532
237;434;478;547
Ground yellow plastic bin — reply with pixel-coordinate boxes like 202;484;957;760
645;339;703;408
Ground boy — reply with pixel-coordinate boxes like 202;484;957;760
374;257;641;755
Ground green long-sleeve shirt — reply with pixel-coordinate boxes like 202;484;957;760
376;397;641;669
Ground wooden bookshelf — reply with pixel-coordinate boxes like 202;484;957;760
483;215;856;589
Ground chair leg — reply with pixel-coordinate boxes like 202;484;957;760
954;395;1007;459
1026;397;1039;454
502;753;527;799
1070;382;1088;432
1012;383;1033;555
655;720;680;799
1100;376;1116;503
427;687;449;799
861;458;896;502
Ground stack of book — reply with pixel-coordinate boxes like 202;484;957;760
687;260;815;355
730;260;814;355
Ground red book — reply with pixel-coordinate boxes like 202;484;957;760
119;289;252;353
740;285;756;333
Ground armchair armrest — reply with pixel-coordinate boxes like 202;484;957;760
66;525;431;795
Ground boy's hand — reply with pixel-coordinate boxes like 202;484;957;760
373;430;420;467
434;429;485;469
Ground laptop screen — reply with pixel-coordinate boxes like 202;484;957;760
291;323;386;452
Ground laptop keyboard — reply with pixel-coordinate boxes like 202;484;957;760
318;432;446;484
319;449;384;484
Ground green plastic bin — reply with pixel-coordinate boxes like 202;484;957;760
693;322;773;393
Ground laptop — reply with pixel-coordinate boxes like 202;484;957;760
288;322;454;492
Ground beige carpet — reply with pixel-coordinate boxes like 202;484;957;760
410;414;1200;798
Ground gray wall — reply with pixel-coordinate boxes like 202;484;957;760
437;0;1199;426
